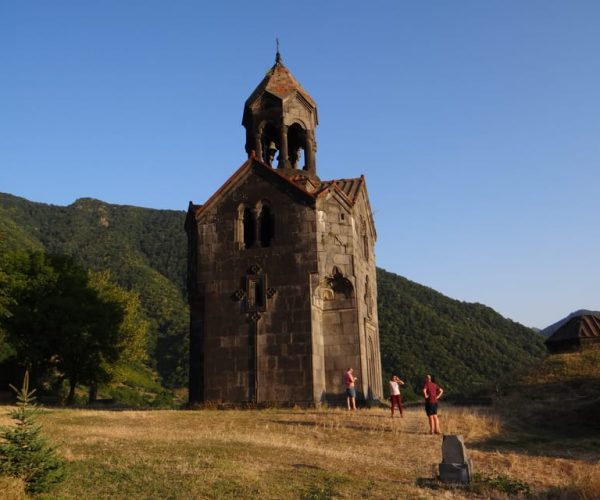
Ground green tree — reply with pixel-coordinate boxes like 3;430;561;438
0;251;63;383
87;270;148;401
0;251;149;403
0;371;66;494
0;267;11;320
0;194;190;388
0;262;15;363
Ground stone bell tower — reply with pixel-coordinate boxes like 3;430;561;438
186;52;382;405
242;51;318;178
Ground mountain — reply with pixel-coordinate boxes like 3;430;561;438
377;268;546;397
0;193;188;388
0;192;547;396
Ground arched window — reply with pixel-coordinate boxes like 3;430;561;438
243;207;255;248
259;205;274;247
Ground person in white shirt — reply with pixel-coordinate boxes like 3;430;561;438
389;375;405;417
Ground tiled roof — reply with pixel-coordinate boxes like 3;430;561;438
187;152;368;222
245;59;316;108
546;314;600;343
191;158;317;219
316;177;364;204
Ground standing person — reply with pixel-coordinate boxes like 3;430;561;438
423;374;443;434
345;368;358;411
389;375;405;417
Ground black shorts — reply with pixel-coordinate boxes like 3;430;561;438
425;403;438;416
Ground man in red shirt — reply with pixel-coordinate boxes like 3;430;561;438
423;374;444;434
345;368;358;410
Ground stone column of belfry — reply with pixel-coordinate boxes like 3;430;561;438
279;124;290;169
305;130;316;173
254;133;262;162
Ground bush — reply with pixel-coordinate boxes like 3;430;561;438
108;385;148;406
150;390;176;408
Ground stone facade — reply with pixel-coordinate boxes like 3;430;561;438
186;54;382;405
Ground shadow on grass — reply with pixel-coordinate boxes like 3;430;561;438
293;463;323;470
467;371;600;462
265;418;424;435
470;425;600;462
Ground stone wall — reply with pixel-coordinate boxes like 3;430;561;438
351;188;382;400
314;186;383;403
188;162;383;405
315;192;361;402
191;166;318;403
353;186;383;399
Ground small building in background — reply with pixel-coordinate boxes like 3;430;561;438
545;313;600;354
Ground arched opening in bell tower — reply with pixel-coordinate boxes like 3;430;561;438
287;123;307;170
260;123;279;166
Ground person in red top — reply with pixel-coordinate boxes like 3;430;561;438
423;374;444;434
345;368;358;411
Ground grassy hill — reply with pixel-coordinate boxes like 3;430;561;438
498;346;600;438
1;405;598;499
0;193;547;399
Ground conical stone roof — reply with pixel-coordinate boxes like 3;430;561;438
245;53;316;108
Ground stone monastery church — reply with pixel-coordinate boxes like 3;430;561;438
185;52;382;405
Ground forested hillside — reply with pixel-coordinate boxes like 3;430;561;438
377;268;546;397
0;193;547;397
0;193;188;388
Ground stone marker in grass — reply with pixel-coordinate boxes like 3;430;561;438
439;434;473;483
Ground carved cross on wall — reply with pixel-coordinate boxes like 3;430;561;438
231;264;276;403
232;264;276;321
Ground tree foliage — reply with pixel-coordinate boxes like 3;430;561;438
0;193;188;388
88;271;149;378
0;250;148;403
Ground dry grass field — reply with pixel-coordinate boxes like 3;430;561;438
1;404;598;499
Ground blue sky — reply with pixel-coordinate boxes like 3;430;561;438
1;1;598;328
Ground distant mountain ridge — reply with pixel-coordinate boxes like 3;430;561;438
0;192;547;395
376;268;546;395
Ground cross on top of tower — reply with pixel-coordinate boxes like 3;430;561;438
276;38;282;64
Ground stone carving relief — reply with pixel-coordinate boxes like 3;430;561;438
231;264;276;322
321;286;335;301
364;275;373;319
